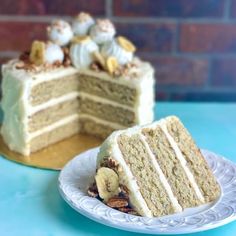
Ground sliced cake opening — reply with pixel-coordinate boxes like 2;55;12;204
79;74;137;106
30;74;79;106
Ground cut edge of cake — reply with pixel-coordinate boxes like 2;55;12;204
93;115;221;217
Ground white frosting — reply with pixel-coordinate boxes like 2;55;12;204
47;20;73;46
159;119;205;203
79;114;126;130
29;114;79;140
139;134;182;213
72;12;95;36
70;38;99;69
90;19;116;44
1;57;154;156
30;91;79;115
98;131;153;217
45;42;64;64
101;38;133;65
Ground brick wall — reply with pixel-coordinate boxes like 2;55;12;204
0;0;236;101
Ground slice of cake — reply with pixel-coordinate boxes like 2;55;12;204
89;116;221;217
0;12;155;156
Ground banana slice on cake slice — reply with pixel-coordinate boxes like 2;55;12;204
95;167;119;202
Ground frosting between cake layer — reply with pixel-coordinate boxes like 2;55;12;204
97;116;206;216
98;131;153;217
1;57;154;155
159;119;205;203
139;133;183;213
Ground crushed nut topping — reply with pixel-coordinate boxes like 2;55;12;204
106;196;129;208
100;157;119;170
87;182;99;198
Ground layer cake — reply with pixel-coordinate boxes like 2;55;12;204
90;116;221;217
1;12;155;156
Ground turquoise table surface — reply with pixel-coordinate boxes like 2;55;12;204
1;102;236;236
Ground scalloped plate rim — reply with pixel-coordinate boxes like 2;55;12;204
58;147;236;234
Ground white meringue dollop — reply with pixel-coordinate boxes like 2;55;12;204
101;38;133;65
72;12;95;36
47;20;73;46
90;19;116;45
45;42;64;64
70;37;99;69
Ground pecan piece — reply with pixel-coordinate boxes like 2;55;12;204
107;196;129;208
87;183;98;198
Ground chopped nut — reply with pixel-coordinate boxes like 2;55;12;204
63;58;71;67
117;207;138;214
119;184;129;199
15;61;25;69
107;196;129;208
53;60;62;67
90;62;101;72
62;46;69;56
100;157;119;170
92;51;106;68
87;183;99;198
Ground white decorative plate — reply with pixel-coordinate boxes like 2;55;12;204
58;148;236;234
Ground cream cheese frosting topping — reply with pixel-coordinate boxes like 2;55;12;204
47;19;73;46
45;42;64;64
72;12;95;36
90;19;116;44
101;38;133;65
69;36;99;69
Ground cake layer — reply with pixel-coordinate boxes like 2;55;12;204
79;117;118;139
79;74;137;106
30;118;80;153
30;73;79;106
29;98;79;132
165;116;221;202
142;126;203;208
79;96;136;127
118;134;177;217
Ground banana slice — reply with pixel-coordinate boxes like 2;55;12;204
92;51;106;68
106;56;119;75
71;35;90;44
29;40;46;65
117;36;136;52
95;167;119;202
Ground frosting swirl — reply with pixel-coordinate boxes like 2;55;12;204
72;12;95;36
90;19;116;45
47;20;73;46
70;36;99;69
101;38;133;65
45;42;64;64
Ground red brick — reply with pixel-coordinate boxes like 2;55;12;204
180;24;236;53
0;22;47;52
114;0;225;18
0;0;105;16
116;23;176;53
142;56;209;86
211;59;236;87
